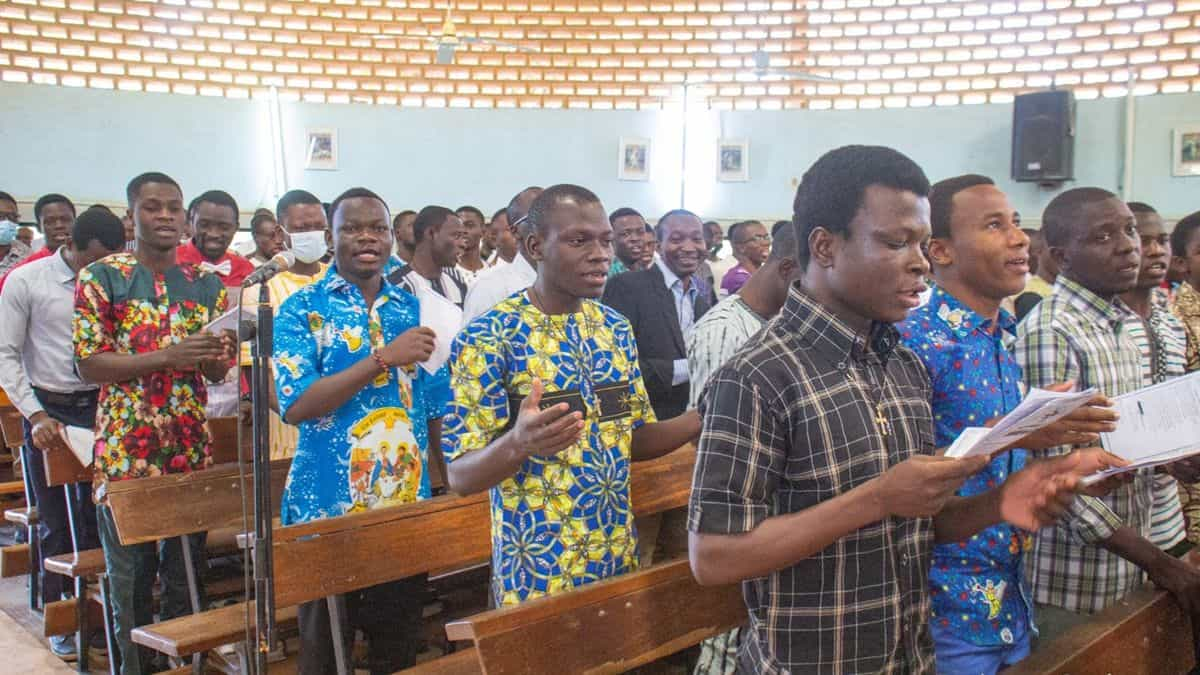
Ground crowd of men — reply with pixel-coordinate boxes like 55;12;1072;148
1;141;1199;675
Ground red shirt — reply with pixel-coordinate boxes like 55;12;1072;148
175;241;254;288
0;246;55;295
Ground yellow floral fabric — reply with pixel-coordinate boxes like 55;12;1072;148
443;291;655;606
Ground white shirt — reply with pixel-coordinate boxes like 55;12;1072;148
455;263;484;288
686;295;767;409
655;256;698;387
461;254;537;323
0;248;97;418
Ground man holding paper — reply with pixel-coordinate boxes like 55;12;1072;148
272;187;450;674
0;206;124;659
1015;187;1200;636
898;175;1119;674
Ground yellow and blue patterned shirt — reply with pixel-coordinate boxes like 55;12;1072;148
443;290;656;606
273;267;450;526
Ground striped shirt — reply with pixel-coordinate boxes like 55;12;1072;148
1014;275;1154;614
687;295;767;409
1121;296;1188;550
241;264;328;459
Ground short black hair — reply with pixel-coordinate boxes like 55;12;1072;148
250;208;276;235
929;174;994;239
793;145;931;267
455;205;485;223
126;172;181;207
34;193;76;222
527;185;602;236
392;209;416;228
767;218;798;262
491;207;507;224
654;209;699;241
609;207;642;226
72;206;125;252
506;186;543;229
187;190;239;222
727;220;763;245
1041;187;1117;248
0;191;15;205
89;204;115;215
329;187;388;227
275;189;322;224
412;205;456;242
1171;211;1200;258
1127;201;1158;215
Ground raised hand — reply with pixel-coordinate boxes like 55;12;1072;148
997;447;1127;530
873;454;990;518
379;327;437;366
512;379;584;459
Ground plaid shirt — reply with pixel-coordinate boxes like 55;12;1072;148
689;286;937;675
1014;275;1153;614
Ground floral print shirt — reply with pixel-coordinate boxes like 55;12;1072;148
443;291;656;606
73;252;227;492
898;284;1033;648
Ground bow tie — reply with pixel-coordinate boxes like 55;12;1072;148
199;259;232;276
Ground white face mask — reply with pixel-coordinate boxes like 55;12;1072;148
288;229;327;264
0;219;16;246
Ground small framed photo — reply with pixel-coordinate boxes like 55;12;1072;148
618;137;650;181
304;128;338;171
717;139;749;182
1173;126;1200;177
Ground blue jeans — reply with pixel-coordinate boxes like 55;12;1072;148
932;621;1031;675
96;504;206;675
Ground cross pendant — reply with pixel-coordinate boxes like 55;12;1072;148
874;403;890;437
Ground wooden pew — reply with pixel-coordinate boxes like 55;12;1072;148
1009;552;1200;675
132;446;699;666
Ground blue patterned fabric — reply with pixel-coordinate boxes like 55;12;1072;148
273;266;450;526
898;284;1033;649
442;291;656;606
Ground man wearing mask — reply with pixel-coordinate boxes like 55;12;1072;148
240;189;330;459
0;191;31;278
0;193;76;294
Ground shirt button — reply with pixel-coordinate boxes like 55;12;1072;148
900;554;909;566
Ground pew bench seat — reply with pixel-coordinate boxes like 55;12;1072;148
0;480;26;497
131;601;299;658
44;547;106;578
400;647;482;675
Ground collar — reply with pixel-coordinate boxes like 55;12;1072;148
927;283;1016;340
1055;275;1129;328
512;252;536;279
323;264;405;304
178;240;234;266
50;247;77;283
655;255;697;295
780;284;901;365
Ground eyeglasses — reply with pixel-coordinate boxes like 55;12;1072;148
511;214;529;228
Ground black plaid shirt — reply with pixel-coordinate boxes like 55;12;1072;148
688;286;936;675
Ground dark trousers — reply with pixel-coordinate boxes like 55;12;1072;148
97;505;207;675
20;389;100;604
297;574;427;675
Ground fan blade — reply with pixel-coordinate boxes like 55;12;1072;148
436;43;456;64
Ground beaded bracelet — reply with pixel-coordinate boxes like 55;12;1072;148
371;349;390;373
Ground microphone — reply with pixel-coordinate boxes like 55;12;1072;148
241;251;295;288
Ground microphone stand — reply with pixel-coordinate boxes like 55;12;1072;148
250;282;277;675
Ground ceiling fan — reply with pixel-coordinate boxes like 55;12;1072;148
370;4;538;64
748;49;836;82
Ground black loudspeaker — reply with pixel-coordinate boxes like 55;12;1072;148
1011;90;1075;183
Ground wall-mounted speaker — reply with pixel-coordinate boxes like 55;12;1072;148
1011;90;1075;184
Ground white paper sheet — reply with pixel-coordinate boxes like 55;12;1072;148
59;425;94;467
943;386;1099;459
1079;370;1200;483
203;306;240;335
416;284;463;376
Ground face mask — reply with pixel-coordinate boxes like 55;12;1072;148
0;220;17;246
288;229;327;264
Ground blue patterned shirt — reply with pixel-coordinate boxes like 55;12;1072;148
442;291;656;606
273;267;450;526
898;284;1032;648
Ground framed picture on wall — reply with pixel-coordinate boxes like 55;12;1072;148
717;139;749;182
1174;126;1200;177
305;128;338;171
618;137;650;181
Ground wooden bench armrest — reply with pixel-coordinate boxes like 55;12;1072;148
444;558;743;674
44;548;106;577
